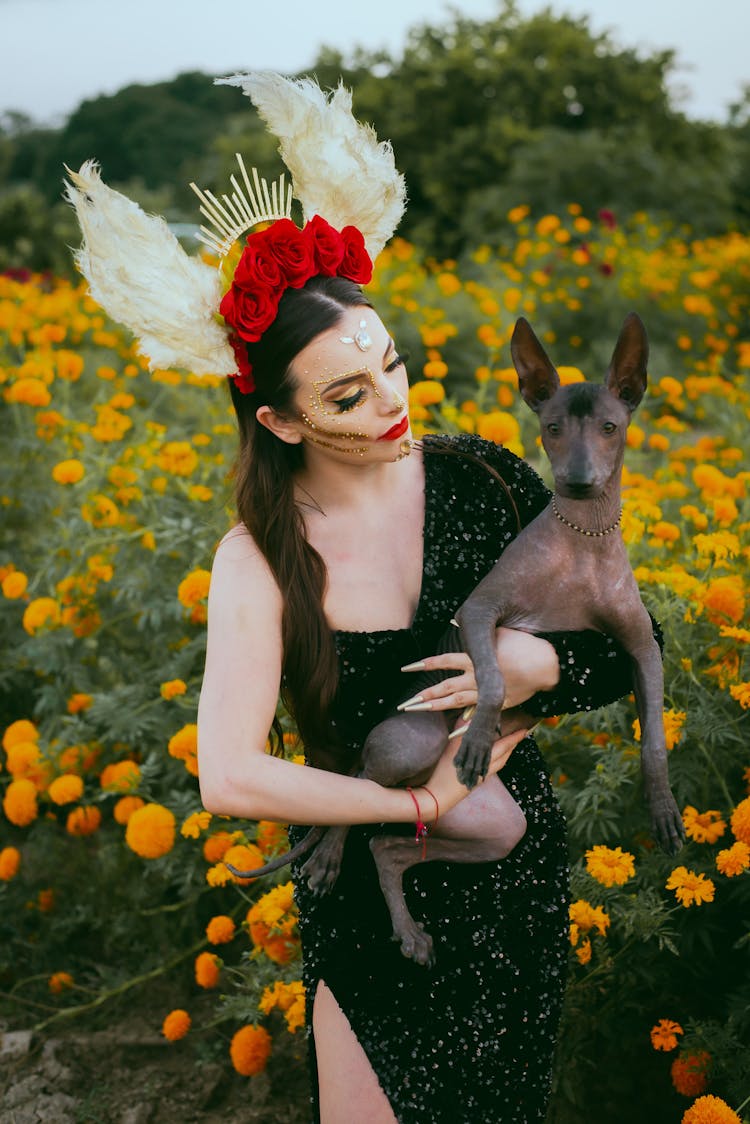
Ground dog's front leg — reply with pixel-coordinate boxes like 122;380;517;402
453;596;507;788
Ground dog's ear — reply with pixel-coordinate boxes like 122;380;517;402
511;317;560;413
606;313;648;411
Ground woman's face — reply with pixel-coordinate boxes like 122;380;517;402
285;306;411;461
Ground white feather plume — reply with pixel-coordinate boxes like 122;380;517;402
65;162;235;376
216;72;406;260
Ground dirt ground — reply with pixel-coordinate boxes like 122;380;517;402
0;1003;312;1124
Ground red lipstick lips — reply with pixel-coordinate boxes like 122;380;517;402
378;416;409;441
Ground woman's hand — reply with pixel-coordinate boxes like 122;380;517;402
399;626;560;713
420;723;531;816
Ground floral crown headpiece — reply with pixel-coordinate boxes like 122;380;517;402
65;73;406;396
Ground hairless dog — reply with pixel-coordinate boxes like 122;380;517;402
228;313;685;966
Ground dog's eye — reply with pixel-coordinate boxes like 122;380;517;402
602;422;617;434
546;423;560;435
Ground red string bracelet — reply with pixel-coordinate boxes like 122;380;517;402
406;786;428;859
422;785;440;827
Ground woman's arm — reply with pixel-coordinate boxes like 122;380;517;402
197;530;528;824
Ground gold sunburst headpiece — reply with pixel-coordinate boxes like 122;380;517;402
189;154;293;258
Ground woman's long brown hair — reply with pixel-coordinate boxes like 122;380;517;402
229;276;372;769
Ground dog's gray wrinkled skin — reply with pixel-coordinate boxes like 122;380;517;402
228;313;685;964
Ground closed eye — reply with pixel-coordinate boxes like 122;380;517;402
333;388;366;412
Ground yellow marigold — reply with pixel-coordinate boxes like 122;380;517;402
48;773;84;805
3;778;38;826
246;881;300;964
256;820;289;856
223;843;264;885
51;459;85;485
113;795;145;824
557;365;585;386
536;213;560;235
177;571;210;608
568;899;610;936
730;797;750;845
712;496;739;526
6;377;51;406
100;760;141;793
161;679;187;700
650;1019;684;1051
258;980;306;1033
693;532;740;562
0;845;21;880
584;845;636;887
48;971;74;994
729;682;750;709
650;521;680;544
180;810;211;838
230;1024;272;1076
409;380;445;407
66;805;102;836
2;720;38;750
715;840;750;877
195;951;221;989
157;441;198;476
188;484;213;502
665;866;716;907
719;626;750;644
162;1009;191;1041
203;830;238;863
67;692;93;714
168;723;198;761
575;939;591;965
671;1051;711;1097
682;806;727;844
507;205;529;223
125;802;176;858
476;410;520;446
633;709;686;751
2;571;28;598
81;494;120;528
206;914;236;944
22;597;61;635
681;1094;742;1124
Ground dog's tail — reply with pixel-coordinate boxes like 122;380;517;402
225;825;324;879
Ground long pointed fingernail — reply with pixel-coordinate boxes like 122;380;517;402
461;705;476;720
401;660;426;672
397;694;424;711
403;701;433;712
450;618;460;627
448;723;470;740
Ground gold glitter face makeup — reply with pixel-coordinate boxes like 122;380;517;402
311;367;382;418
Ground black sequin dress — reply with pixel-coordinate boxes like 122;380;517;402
291;434;636;1124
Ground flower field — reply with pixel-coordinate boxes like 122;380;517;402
1;206;749;1122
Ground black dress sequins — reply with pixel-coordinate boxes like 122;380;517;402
290;434;636;1124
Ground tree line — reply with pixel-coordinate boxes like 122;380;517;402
2;2;749;272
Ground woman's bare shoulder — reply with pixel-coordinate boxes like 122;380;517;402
211;524;281;607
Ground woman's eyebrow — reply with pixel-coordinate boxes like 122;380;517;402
321;340;395;394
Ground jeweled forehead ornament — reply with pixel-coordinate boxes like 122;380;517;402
340;319;372;352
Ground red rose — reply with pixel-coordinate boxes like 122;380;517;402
220;284;279;343
338;226;373;285
232;229;285;291
265;218;316;288
228;333;255;394
305;215;345;276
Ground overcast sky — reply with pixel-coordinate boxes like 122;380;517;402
1;0;747;125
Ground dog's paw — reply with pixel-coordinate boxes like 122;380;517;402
302;834;346;895
394;920;435;968
454;736;491;789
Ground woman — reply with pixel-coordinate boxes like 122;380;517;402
196;276;637;1123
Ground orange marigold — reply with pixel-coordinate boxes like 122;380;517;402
256;820;289;856
568;899;610;936
671;1051;711;1097
476;410;520;446
113;795;145;824
51;458;85;484
0;845;21;880
650;1018;684;1051
157;441;198;477
67;693;93;714
2;719;38;750
177;570;210;608
665;866;716;907
715;840;750;877
682;806;727;845
730;797;750;845
162;1009;191;1041
3;778;38;826
203;830;237;864
206;915;236;944
702;575;745;626
223;843;264;885
584;845;636;887
194;951;221;989
66;805;102;836
681;1094;742;1123
2;571;28;598
48;971;74;994
729;682;750;710
100;760;141;792
180;810;211;838
125;803;176;859
22;597;61;635
230;1024;272;1076
160;679;187;700
48;773;84;805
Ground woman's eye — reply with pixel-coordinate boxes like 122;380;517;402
333;388;366;413
385;350;409;374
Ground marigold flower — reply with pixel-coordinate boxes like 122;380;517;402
203;830;238;863
409;380;445;407
113;795;145;824
223;843;264;885
6;377;51;406
665;866;716;907
0;845;21;880
160;679;187;700
681;1094;742;1123
715;840;750;877
5;740;42;778
66;805;102;836
585;845;636;887
246;881;300;963
67;692;93;714
702;575;745;626
476;410;521;446
125;802;176;859
2;571;28;598
682;806;727;845
195;951;221;989
162;1009;191;1041
51;458;85;484
230;1024;272;1076
568;899;610;936
180;810;211;838
188;484;213;502
37;888;54;912
650;1018;684;1051
2;719;38;750
22;597;61;635
258;980;306;1032
157;441;198;476
730;797;750;845
256;820;289;855
671;1051;711;1097
48;773;84;805
48;971;74;994
3;778;38;826
177;571;210;608
575;938;591;965
729;682;750;709
206;915;236;944
100;760;141;792
633;709;686;751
